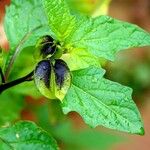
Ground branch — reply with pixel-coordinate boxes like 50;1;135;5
0;71;34;94
0;67;5;83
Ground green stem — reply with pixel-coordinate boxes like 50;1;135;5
4;25;43;80
0;71;34;94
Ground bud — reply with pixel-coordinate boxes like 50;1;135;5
34;35;56;61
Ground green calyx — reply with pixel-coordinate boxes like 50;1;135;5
34;35;62;62
34;59;71;101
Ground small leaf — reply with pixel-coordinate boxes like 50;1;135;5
0;121;58;150
42;0;76;40
65;15;150;61
62;67;144;135
34;59;71;101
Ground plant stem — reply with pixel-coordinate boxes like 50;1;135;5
4;25;43;80
0;71;34;94
0;67;5;83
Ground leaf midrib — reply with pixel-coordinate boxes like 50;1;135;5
72;82;140;131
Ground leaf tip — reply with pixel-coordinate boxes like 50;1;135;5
138;127;145;136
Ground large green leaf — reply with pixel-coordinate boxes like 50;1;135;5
4;0;52;77
65;15;150;61
60;16;103;71
42;0;150;70
0;121;58;150
43;0;76;40
62;67;144;135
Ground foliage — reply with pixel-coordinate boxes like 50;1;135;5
62;67;144;134
0;0;150;149
0;91;24;126
0;121;58;150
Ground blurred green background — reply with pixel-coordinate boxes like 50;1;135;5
0;0;150;150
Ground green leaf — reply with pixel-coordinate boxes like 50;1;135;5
65;15;150;61
4;0;51;49
60;16;103;71
42;0;76;40
11;81;42;99
0;91;24;126
0;121;58;150
62;67;144;135
4;0;52;77
8;46;36;79
61;48;101;71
